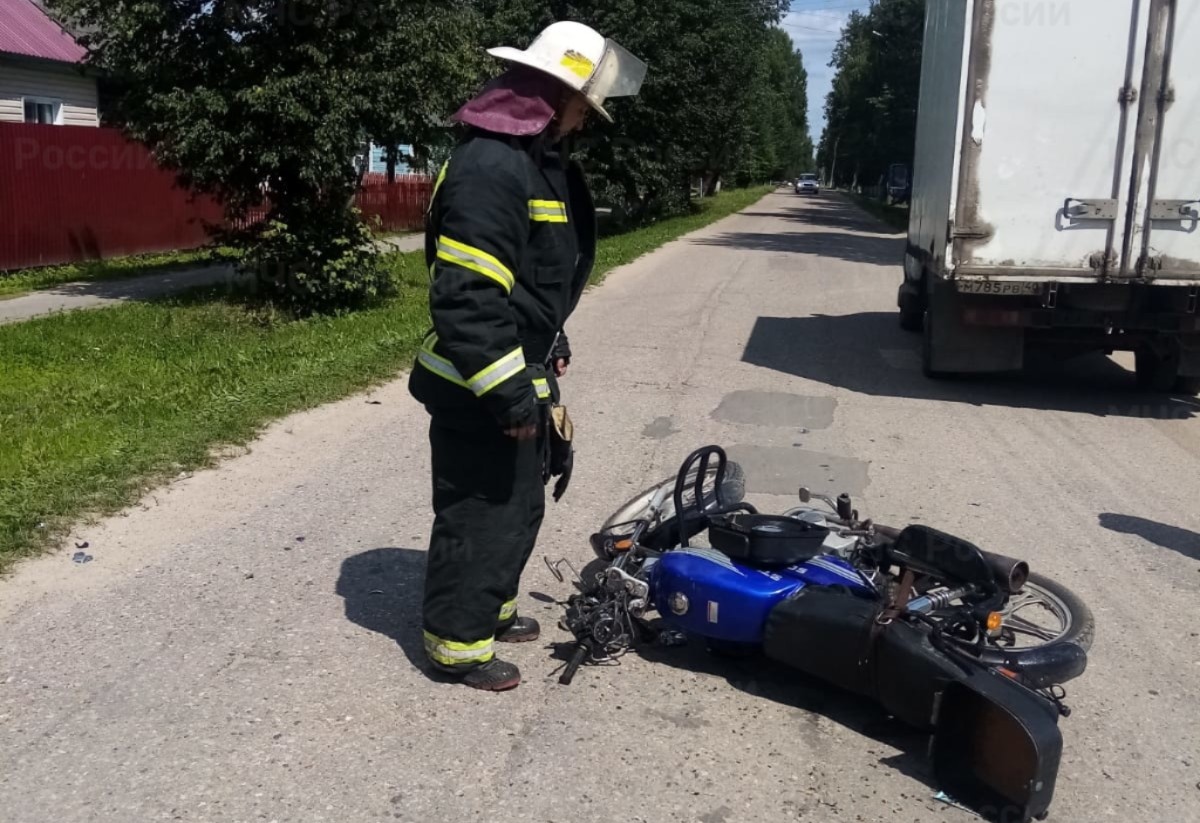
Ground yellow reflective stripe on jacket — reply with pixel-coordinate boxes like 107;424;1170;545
427;160;449;215
436;235;516;293
423;631;494;666
432;160;449;201
529;199;568;223
416;334;469;388
499;599;518;622
468;347;525;397
533;378;551;400
416;334;526;398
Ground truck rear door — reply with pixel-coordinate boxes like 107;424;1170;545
953;0;1148;283
1125;0;1200;282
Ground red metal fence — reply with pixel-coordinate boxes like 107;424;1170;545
0;124;432;270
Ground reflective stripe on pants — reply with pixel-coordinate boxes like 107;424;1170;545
423;631;494;667
499;599;518;623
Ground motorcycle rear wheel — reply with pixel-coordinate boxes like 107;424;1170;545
936;572;1094;685
995;573;1094;653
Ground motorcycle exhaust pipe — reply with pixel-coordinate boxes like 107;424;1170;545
983;551;1029;594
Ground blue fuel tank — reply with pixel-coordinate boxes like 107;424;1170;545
650;548;874;644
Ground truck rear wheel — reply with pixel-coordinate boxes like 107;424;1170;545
1135;345;1181;393
899;308;924;332
1174;375;1200;395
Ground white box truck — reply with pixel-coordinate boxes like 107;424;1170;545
900;0;1200;392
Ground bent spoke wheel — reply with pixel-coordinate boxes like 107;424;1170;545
933;573;1094;656
998;581;1076;649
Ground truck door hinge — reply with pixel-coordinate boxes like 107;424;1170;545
1149;199;1200;221
1063;198;1118;221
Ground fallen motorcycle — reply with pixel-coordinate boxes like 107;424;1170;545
551;445;1093;823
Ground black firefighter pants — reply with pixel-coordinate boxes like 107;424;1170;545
422;415;545;671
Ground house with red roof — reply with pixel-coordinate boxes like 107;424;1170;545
0;0;98;126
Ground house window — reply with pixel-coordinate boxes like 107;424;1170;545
23;97;63;125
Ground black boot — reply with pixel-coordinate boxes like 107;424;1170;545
496;616;541;643
461;659;522;691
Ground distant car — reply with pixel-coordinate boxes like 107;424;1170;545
794;174;820;195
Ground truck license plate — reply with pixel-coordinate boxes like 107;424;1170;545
955;280;1043;296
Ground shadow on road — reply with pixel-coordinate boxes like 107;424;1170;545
695;230;905;267
638;640;934;788
743;313;1200;419
1098;514;1200;561
336;547;444;680
696;196;906;267
549;556;931;786
741;193;904;235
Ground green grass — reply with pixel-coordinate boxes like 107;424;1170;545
592;185;772;284
0;249;233;299
0;186;769;569
843;192;910;232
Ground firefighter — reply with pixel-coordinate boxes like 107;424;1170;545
409;22;647;690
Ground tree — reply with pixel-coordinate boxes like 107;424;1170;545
47;0;455;311
363;2;488;179
476;0;798;223
818;0;925;190
737;28;813;185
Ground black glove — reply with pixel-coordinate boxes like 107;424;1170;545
553;447;574;503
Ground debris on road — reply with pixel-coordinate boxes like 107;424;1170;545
71;551;93;564
932;791;974;814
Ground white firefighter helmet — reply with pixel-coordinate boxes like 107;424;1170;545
487;21;647;123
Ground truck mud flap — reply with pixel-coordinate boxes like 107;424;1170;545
932;668;1063;823
927;284;1024;374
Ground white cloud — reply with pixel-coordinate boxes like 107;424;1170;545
780;3;871;147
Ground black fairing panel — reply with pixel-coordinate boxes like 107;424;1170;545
874;618;971;730
762;586;878;697
764;586;1064;823
932;669;1063;823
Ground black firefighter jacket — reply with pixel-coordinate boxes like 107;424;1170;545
409;129;597;429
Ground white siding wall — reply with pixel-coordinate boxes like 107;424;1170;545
0;61;98;126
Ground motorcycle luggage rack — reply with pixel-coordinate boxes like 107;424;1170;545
673;446;727;548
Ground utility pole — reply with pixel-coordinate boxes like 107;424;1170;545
828;134;841;189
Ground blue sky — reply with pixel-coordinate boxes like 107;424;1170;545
781;0;873;144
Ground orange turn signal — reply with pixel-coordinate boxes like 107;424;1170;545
613;538;633;553
986;612;1003;632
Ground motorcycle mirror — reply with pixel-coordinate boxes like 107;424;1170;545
798;487;812;503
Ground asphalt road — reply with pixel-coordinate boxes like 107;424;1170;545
3;192;1199;823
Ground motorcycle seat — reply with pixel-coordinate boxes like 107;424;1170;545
708;514;830;567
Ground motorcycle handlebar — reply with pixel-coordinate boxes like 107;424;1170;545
560;642;589;686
